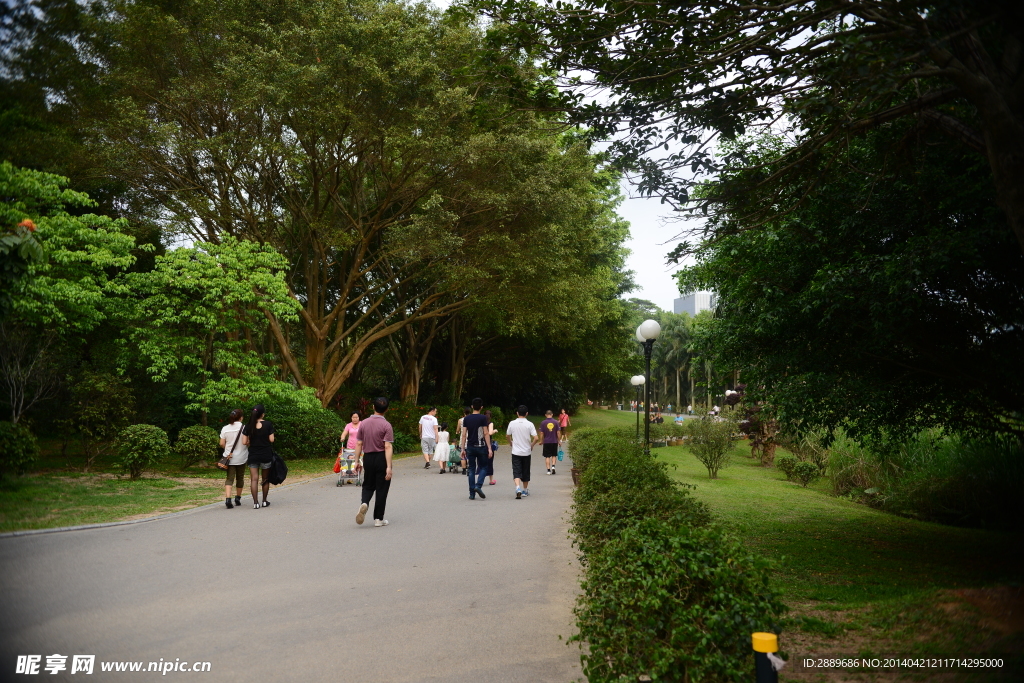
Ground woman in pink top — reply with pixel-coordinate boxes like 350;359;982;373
338;412;361;482
558;409;571;443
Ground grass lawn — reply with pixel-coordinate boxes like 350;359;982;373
0;436;418;533
573;407;1024;681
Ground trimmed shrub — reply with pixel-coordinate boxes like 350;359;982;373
573;483;712;558
392;431;418;454
174;425;220;469
566;426;611;473
793;460;819;487
775;454;798;481
261;398;344;459
569;426;784;680
685;416;734;478
117;424;171;479
0;421;38;476
572;517;784;682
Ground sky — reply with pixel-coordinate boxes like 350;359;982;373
616;183;687;312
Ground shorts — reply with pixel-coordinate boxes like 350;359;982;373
511;454;531;483
542;443;558;459
421;438;436;454
225;464;245;488
248;461;272;470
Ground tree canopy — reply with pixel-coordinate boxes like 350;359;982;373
679;122;1024;439
482;0;1024;256
1;0;637;426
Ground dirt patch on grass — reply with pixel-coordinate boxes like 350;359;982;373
780;588;1024;682
942;586;1024;636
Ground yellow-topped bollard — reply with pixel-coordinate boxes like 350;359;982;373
752;632;778;653
752;632;782;682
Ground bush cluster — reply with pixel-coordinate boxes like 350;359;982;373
775;454;797;481
792;461;819;487
117;424;171;479
683;416;735;479
391;432;418;454
0;421;39;476
828;429;1024;530
568;427;784;682
174;425;220;469
260;398;344;460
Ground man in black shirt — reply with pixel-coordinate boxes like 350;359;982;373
460;398;492;500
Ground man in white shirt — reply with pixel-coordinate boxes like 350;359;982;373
506;405;539;499
418;407;439;469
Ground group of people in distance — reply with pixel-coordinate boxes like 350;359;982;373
346;399;572;525
215;397;573;527
452;401;571;501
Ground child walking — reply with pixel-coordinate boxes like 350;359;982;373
433;422;451;473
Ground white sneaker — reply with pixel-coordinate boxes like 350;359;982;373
551;467;556;475
546;469;551;475
374;519;389;527
356;503;368;525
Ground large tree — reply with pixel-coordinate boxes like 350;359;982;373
9;0;629;406
0;163;139;422
678;123;1024;439
482;0;1024;255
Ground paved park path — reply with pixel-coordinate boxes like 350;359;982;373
0;445;582;683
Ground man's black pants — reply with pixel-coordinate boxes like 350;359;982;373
360;451;391;520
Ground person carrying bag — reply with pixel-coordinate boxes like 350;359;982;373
217;409;248;509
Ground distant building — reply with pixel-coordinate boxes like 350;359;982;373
673;291;716;316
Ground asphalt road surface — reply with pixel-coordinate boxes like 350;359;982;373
0;445;581;683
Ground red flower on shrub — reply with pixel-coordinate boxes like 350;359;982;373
18;219;37;232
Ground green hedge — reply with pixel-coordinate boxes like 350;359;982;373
262;398;344;460
568;427;784;682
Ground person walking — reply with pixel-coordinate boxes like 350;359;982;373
338;412;361;480
218;408;248;509
558;408;571;444
242;405;275;509
484;409;498;486
456;407;470;473
354;397;395;527
419;407;439;469
506;406;538;499
432;422;451;473
539;410;560;475
461;398;492;500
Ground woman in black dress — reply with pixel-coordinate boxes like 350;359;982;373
243;404;276;509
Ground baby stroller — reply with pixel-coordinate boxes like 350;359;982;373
336;449;363;486
447;445;462;474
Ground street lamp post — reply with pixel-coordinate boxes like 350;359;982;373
636;319;661;455
630;375;645;439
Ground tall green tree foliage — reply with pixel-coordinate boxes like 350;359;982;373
483;0;1024;257
0;163;139;423
124;238;308;413
679;125;1024;439
38;0;628;406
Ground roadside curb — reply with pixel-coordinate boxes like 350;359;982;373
0;472;335;540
